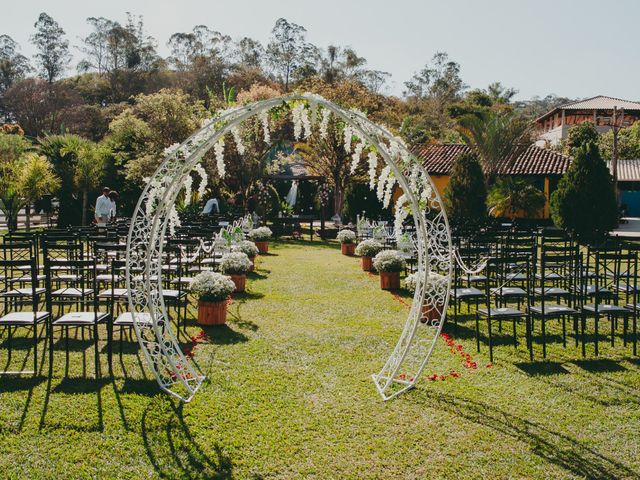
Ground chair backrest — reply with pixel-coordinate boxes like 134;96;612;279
0;258;39;313
43;258;99;313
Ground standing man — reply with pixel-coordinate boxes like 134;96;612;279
95;187;111;226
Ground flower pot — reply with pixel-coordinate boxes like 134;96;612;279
248;256;255;272
341;243;355;256
197;299;228;326
255;241;269;254
361;256;373;271
229;274;247;292
380;271;400;290
421;301;445;323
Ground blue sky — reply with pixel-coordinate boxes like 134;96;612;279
3;0;639;100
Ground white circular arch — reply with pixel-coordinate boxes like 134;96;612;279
126;93;453;402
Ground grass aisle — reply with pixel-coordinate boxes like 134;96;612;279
1;241;639;479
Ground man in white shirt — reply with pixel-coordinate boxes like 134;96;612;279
95;187;111;226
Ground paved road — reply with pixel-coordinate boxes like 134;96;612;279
612;217;640;238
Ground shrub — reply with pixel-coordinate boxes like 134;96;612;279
404;272;447;292
190;271;235;302
248;226;272;241
443;152;487;224
336;229;356;244
355;239;384;257
373;250;406;273
220;252;252;275
550;142;618;242
232;240;259;258
487;177;546;220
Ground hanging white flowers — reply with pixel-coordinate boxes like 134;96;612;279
350;141;365;174
367;151;378;190
343;125;353;154
292;103;304;140
214;138;226;178
182;174;193;206
301;106;312;139
168;204;181;236
259;110;271;145
382;176;396;208
394;194;409;237
194;163;208;199
231;126;245;155
319;108;330;140
377;166;391;201
163;143;180;156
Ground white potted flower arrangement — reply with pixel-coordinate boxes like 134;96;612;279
404;272;448;322
190;271;236;325
232;240;259;271
373;249;406;290
354;239;384;271
220;251;252;292
337;229;357;256
249;226;273;254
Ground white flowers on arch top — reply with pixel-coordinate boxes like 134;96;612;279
126;92;453;402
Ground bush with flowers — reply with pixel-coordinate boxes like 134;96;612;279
336;229;356;244
404;271;447;292
232;240;259;258
355;239;384;257
220;252;252;275
373;250;406;273
249;226;272;241
190;271;236;303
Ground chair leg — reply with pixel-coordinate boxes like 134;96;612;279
513;319;517;348
581;313;587;357
475;312;480;352
33;322;38;375
542;318;547;358
526;314;533;361
595;314;599;356
93;324;100;379
487;317;494;363
611;315;615;347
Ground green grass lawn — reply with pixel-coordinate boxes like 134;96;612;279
1;241;639;479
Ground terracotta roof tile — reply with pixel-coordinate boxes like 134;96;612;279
412;144;571;176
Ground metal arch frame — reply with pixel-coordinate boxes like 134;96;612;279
126;93;453;402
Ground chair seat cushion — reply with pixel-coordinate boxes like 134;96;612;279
0;311;50;325
2;287;46;297
534;287;570;297
52;287;94;297
501;273;527;281
580;285;613;296
530;304;577;316
492;287;527;297
54;274;82;281
478;306;525;318
53;311;109;325
467;275;487;283
9;274;46;283
583;303;630;314
452;287;484;299
96;274;121;282
97;288;129;298
162;289;186;299
170;277;196;285
535;272;564;280
114;312;153;326
615;283;639;293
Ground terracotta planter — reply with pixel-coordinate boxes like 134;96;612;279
421;302;445;323
197;299;228;326
248;256;255;272
255;241;269;254
380;271;401;290
341;243;355;256
229;273;247;292
361;256;373;271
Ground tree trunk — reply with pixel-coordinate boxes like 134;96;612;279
25;203;31;231
333;185;344;218
82;190;88;226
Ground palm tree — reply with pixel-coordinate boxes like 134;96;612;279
17;153;61;230
456;110;532;186
487;177;546;221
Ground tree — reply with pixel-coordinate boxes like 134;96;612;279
0;132;34;231
0;35;31;98
443;152;487;224
456;109;532;185
404;52;466;104
599;122;640;160
550;142;618;242
31;13;71;83
77;17;113;74
487;177;546;221
564;121;599;154
75;144;105;225
266;18;319;91
17;153;61;229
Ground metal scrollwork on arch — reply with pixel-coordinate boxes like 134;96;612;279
126;93;453;402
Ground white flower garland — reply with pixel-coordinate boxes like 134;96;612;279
292;103;304;140
183;174;193;206
376;165;391;201
343;125;353;154
194;163;208;198
319;108;330;140
394;194;409;236
214;138;226;178
168;204;181;236
163;143;180;156
231;126;245;155
301;106;312;139
259;110;271;145
382;176;396;208
367;151;378;189
350;141;365;174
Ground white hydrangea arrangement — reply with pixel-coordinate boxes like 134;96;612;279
190;271;236;302
336;229;356;244
220;252;252;275
355;239;384;257
249;226;273;241
232;240;259;258
373;249;406;273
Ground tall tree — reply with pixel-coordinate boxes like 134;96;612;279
456;110;532;185
404;52;466;104
77;17;113;74
266;18;318;91
0;35;31;97
443;152;487;224
234;37;264;70
17;153;61;229
31;13;71;83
